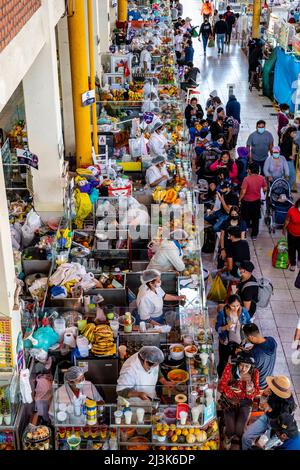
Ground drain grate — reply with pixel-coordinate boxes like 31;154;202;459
263;104;273;107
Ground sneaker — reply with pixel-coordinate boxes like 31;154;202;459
223;437;232;450
290;265;296;272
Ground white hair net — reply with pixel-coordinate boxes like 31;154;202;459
152;155;166;166
139;346;164;364
141;269;161;284
64;366;84;383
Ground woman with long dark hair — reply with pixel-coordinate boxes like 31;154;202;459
218;352;260;450
209;150;238;184
215;294;252;378
219;206;247;262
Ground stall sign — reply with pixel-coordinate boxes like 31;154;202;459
82;89;96;107
268;13;279;37
16;148;38;169
0;138;11;164
143;112;154;124
0;317;13;369
77;361;89;373
203;401;216;426
99;135;107;145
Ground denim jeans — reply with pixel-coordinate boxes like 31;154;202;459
242;414;270;450
217;34;225;53
288;160;296;190
253;159;266;176
202;35;208;52
205;209;228;232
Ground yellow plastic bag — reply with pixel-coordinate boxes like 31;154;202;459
207;274;227;302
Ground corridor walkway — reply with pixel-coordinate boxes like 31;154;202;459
181;0;300;419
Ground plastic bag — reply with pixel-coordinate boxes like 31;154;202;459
25;209;42;230
207;274;227;302
208;38;215;48
32;326;59;351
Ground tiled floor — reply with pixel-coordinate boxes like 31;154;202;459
181;0;300;419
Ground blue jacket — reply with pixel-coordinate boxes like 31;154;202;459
185;46;194;64
226;95;241;123
215;307;251;343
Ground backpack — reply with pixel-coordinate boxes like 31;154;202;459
241;278;273;308
228;116;240;136
272;237;289;269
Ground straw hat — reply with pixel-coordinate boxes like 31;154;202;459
266;375;292;399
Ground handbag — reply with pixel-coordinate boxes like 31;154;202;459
208;37;215;48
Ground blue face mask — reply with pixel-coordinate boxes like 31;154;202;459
273;153;280;159
181;242;187;248
237;269;241;277
257;128;265;134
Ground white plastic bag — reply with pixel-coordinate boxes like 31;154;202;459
26;209;41;231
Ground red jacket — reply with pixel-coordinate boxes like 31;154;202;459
218;363;260;400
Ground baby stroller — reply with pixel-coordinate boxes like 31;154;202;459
265;178;293;233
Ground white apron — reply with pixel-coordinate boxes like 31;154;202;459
148;132;168;157
117;353;159;406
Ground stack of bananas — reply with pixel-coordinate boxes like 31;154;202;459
81;323;96;343
153;186;167;203
91;325;116;356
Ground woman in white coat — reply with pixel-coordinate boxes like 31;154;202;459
148;121;169;157
49;366;103;424
136;269;186;325
145;155;170;190
147;229;188;273
116;346;172;403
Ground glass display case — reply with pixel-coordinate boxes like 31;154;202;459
0;369;22;450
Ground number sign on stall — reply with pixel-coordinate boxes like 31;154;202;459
82;89;96;107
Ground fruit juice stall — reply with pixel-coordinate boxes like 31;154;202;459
48;240;220;451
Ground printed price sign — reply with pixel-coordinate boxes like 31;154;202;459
203;401;216;426
16;148;39;169
82;89;96;107
0;317;13;369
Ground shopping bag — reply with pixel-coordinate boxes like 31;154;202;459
208;37;215;48
207;274;227;302
191;28;200;38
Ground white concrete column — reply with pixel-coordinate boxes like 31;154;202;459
98;0;111;53
0;160;15;315
23;11;64;213
0;156;22;367
57;16;76;156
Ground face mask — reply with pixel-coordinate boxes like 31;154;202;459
75;382;85;390
285;110;289;115
181;242;187;248
273;153;280;159
202;126;209;132
257;128;265;134
218;116;224;121
298;207;300;213
231;216;239;221
156;282;162;288
237;269;241;277
217;140;223;145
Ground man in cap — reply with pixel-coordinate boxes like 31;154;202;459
147;229;188;273
242;374;297;449
117;346;173;404
148;121;169;157
234;260;259;318
145;155;170;191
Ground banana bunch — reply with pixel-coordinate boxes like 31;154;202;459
153;186;167;203
81;323;96;343
91;325;116;356
128;90;143;101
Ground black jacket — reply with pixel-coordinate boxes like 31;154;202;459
200;22;213;38
214;20;228;35
185;104;204;127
